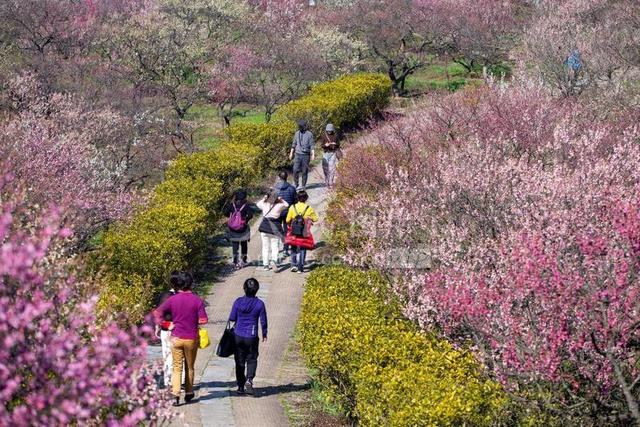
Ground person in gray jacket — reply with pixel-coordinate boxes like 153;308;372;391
289;119;315;190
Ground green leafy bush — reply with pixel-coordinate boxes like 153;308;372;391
299;266;506;426
100;202;207;282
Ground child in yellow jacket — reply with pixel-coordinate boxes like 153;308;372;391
285;190;318;273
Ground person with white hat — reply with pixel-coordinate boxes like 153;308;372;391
321;123;341;189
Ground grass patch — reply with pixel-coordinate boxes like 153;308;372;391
233;109;266;125
187;104;266;150
405;61;478;94
279;327;349;427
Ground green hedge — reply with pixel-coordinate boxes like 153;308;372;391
299;266;506;426
96;74;391;323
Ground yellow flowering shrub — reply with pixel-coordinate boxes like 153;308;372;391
152;176;224;222
228;73;391;171
96;273;152;325
165;141;261;191
276;73;391;137
97;202;208;321
226;121;296;171
299;266;506;426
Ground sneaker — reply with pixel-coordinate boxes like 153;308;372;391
245;382;255;395
236;387;245;395
297;268;303;274
262;265;271;271
291;266;298;272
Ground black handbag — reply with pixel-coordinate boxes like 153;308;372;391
216;321;236;358
258;217;284;237
258;202;284;237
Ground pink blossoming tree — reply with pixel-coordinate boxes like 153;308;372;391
0;189;173;426
332;83;640;422
0;74;144;247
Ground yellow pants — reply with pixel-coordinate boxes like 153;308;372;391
171;338;198;397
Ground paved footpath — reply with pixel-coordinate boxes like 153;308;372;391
169;167;330;427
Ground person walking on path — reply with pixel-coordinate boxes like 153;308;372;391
273;171;297;257
154;272;208;406
155;271;180;389
289;119;315;190
321;123;341;189
223;190;255;269
256;192;289;271
229;278;268;396
285;190;319;273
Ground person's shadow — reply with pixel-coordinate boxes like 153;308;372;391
249;382;311;398
304;182;326;190
193;381;237;402
196;381;311;401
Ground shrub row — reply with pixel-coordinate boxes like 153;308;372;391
96;74;391;323
228;73;391;170
299;266;505;426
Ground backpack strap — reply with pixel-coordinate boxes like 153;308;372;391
302;206;309;216
293;204;300;216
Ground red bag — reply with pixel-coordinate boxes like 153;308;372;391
285;226;315;250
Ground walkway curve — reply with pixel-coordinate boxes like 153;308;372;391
171;166;330;427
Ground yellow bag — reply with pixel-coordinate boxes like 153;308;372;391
199;327;210;349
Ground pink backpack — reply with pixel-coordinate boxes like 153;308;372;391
228;203;247;231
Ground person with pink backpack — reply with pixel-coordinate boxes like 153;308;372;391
223;190;255;269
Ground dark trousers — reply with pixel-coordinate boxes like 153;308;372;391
234;335;259;387
232;241;248;264
293;154;310;189
292;247;307;270
280;217;290;253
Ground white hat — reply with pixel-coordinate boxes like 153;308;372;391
325;123;335;132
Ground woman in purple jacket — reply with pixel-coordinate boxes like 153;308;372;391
229;278;268;395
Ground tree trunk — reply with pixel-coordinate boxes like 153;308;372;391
454;59;474;74
609;354;640;424
387;62;402;96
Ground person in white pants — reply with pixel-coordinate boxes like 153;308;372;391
155;271;180;388
158;328;173;387
257;192;289;271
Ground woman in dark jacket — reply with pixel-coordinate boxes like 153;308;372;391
223;190;255;268
229;278;267;395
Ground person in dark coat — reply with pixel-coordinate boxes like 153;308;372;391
229;278;268;395
223;190;255;268
273;171;297;257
